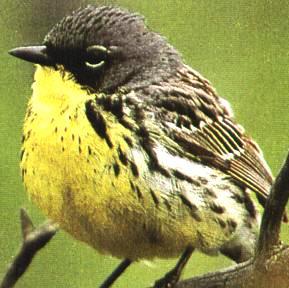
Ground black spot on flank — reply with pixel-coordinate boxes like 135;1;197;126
204;188;217;198
192;212;202;222
244;193;257;218
20;149;25;160
72;134;75;141
179;194;201;222
118;146;128;165
78;136;81;144
93;168;97;174
216;217;226;228
163;198;172;211
61;136;64;142
227;219;237;232
129;180;135;191
130;161;139;177
54;127;58;133
124;135;133;147
137;125;170;177
85;100;113;148
129;180;142;199
113;162;120;176
173;170;201;186
209;202;225;214
21;135;25;143
119;118;136;130
64;127;67;132
179;194;197;210
79;146;82;154
88;146;92;155
62;147;65;152
26;130;31;140
150;189;159;206
135;185;142;199
231;193;244;204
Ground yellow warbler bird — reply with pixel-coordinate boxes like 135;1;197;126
10;5;274;287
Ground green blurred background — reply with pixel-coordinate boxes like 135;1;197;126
1;0;289;287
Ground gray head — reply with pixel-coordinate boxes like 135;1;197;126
10;5;183;93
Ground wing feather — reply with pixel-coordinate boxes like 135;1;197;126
148;66;273;206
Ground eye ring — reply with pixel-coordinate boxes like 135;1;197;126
85;45;108;70
85;60;105;69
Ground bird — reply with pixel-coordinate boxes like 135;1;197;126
9;5;275;287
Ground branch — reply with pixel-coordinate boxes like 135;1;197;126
175;151;289;288
0;209;58;288
258;152;289;252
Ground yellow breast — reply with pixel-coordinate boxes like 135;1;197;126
20;66;231;260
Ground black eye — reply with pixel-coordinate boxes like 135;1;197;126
85;45;108;70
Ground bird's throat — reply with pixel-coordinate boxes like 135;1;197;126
31;65;92;111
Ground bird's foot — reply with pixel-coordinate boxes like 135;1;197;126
152;246;194;288
152;268;181;288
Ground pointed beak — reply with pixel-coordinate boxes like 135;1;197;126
8;45;54;66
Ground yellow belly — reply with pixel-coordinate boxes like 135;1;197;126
20;66;230;260
21;109;204;259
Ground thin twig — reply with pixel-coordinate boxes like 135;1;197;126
0;209;58;288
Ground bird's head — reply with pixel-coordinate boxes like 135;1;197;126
9;5;182;93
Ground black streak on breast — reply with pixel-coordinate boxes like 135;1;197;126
85;100;113;148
